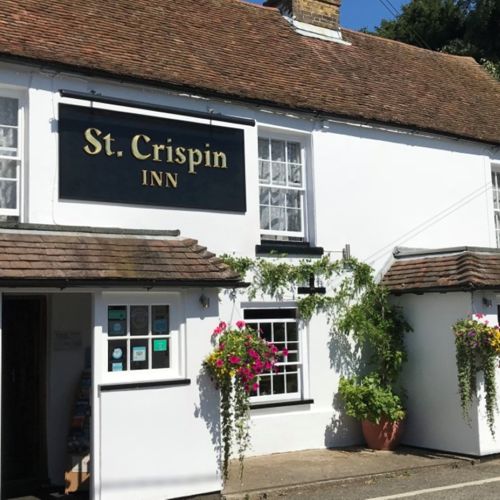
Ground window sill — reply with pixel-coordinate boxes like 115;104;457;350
250;398;314;410
256;241;323;256
99;378;191;392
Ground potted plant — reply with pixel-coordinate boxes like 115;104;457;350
339;374;405;450
337;283;411;450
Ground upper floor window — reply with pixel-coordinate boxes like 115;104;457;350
492;166;500;247
0;94;22;216
258;137;306;241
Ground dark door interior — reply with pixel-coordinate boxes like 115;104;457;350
2;296;48;498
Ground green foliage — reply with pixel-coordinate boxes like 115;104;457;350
339;374;406;423
338;284;411;386
452;316;500;435
374;0;500;80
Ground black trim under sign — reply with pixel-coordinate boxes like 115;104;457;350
58;104;246;212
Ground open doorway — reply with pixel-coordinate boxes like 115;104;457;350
1;295;48;498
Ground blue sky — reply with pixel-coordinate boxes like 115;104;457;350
245;0;409;31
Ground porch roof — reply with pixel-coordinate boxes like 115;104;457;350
381;246;500;294
0;227;244;288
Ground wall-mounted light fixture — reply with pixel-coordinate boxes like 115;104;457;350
199;293;210;309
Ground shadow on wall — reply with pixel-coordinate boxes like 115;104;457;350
194;366;221;474
325;328;364;447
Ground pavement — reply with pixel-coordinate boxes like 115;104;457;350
220;446;475;499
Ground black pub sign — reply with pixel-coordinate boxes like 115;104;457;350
59;104;246;212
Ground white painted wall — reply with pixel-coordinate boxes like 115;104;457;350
93;290;221;500
394;292;482;455
46;293;92;484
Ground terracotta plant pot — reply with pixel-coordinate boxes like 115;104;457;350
361;417;405;450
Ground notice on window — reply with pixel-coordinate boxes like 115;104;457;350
153;339;168;352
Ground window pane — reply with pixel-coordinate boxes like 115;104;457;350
274;323;285;342
0;159;17;178
260;205;270;230
286;373;298;393
259;376;271;396
260;322;272;342
0;126;17;151
130;306;149;336
273;375;285;394
108;306;127;336
271;162;286;185
287;352;299;362
260;187;270;205
270;207;286;231
288;164;302;187
287;322;298;341
258;138;269;160
0;98;18;126
259;160;270;183
131;339;149;370
108;339;127;372
287;142;301;164
0;180;16;209
270;188;285;207
286;190;301;208
152;305;169;335
271;139;285;161
152;338;169;369
287;209;302;232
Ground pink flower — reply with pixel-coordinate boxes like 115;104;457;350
248;349;259;359
252;382;260;391
218;321;227;330
212;326;222;336
216;359;224;368
236;320;246;329
229;355;241;365
475;313;485;319
270;344;278;354
282;348;289;357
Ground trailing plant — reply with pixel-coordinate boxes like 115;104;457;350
452;314;500;435
339;374;405;423
220;253;373;322
204;321;281;480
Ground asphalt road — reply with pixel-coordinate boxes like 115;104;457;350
257;458;500;500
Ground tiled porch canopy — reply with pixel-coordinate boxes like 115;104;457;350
382;246;500;294
0;225;243;288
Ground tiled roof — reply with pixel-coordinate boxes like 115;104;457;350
0;231;242;287
0;0;499;145
382;247;500;294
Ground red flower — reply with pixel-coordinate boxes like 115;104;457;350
236;320;246;329
216;359;224;368
252;382;260;391
229;355;241;364
212;326;222;336
218;321;227;330
282;348;289;357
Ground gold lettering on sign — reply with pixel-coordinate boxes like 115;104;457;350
131;134;152;160
83;128;103;155
213;151;227;169
175;147;186;165
141;170;178;188
103;133;116;157
187;148;202;174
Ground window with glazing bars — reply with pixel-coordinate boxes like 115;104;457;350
492;168;500;247
0;96;20;215
244;308;302;401
258;137;306;241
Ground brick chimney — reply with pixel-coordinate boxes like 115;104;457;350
264;0;341;32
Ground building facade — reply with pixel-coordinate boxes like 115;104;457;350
0;0;500;499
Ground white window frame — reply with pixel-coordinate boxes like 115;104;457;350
492;163;500;247
0;88;25;217
99;293;184;384
258;132;309;242
244;305;305;403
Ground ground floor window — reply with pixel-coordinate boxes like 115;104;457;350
107;304;171;372
244;307;302;402
492;165;500;247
